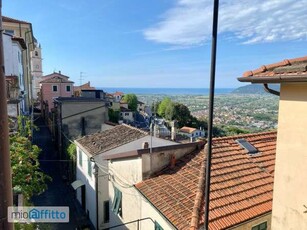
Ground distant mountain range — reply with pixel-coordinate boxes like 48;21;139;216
232;84;280;95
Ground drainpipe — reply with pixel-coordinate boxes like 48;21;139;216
263;83;280;96
94;164;99;230
204;0;219;229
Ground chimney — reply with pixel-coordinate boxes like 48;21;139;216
170;154;176;169
171;120;177;141
59;70;61;74
154;124;159;138
142;142;149;149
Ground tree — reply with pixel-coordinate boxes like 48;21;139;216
10;116;51;200
122;94;138;111
108;108;120;123
173;103;192;127
157;97;172;118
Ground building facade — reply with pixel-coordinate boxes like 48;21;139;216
3;32;27;116
3;16;36;112
238;56;307;229
74;124;177;229
40;72;74;112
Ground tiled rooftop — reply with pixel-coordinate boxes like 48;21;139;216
239;56;307;82
180;126;197;134
2;16;30;24
40;75;74;83
76;124;148;156
113;91;124;96
136;131;276;230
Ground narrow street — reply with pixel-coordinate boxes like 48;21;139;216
31;117;88;230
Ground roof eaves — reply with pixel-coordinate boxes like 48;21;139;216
238;75;307;83
2;16;30;24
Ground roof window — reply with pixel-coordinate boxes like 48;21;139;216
236;138;258;154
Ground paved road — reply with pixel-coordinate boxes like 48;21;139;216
31;117;88;230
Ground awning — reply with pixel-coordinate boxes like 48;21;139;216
71;180;85;190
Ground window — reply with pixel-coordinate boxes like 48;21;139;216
103;201;110;223
87;157;92;177
112;187;122;217
52;85;58;92
78;149;82;167
4;29;14;35
35;51;38;56
251;222;267;230
66;85;71;92
236;138;258;154
155;221;164;230
125;113;129;116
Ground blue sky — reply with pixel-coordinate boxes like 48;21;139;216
4;0;307;88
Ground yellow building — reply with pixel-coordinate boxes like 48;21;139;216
238;56;307;229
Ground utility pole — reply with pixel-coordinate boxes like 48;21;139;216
0;0;14;229
204;0;219;229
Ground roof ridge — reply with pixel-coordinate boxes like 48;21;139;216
213;131;276;142
190;148;206;230
242;55;307;77
121;123;149;135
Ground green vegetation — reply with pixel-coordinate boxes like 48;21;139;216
108;108;120;123
66;142;76;161
156;97;227;136
122;93;138;111
10;116;51;201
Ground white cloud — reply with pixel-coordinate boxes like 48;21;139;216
144;0;307;46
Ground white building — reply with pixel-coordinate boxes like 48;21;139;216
3;32;26;116
179;126;205;140
73;124;177;229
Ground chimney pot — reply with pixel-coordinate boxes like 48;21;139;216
142;142;149;149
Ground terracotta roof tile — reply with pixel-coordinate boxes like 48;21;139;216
180;126;197;134
241;55;307;81
76;124;148;156
40;75;74;83
135;131;276;230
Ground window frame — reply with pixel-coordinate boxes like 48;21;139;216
52;85;58;92
251;221;267;230
66;85;71;92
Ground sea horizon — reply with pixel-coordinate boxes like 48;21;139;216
97;87;236;95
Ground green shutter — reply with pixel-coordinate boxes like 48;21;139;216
112;187;122;215
87;157;92;176
79;150;82;166
155;221;164;230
